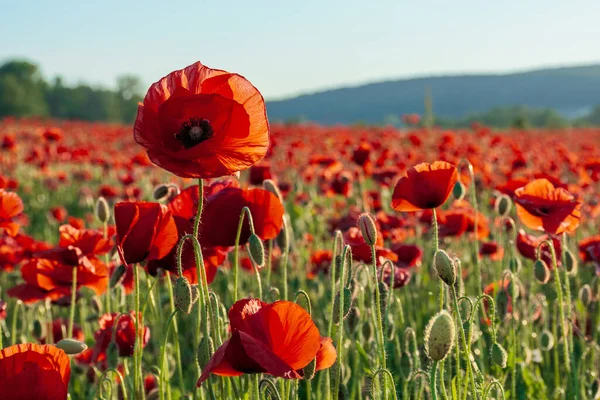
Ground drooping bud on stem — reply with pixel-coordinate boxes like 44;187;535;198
56;339;88;355
152;184;171;201
534;259;550;284
579;284;593;307
453;181;466;201
197;336;214;371
110;264;127;288
95;197;110;223
434;250;456;286
424;310;455;361
490;342;508;368
494;194;512;217
564;249;578;274
174;276;193;314
248;234;265;267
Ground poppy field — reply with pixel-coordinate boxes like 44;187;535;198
1;61;600;400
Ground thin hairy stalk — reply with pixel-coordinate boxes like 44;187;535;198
68;266;77;337
159;310;178;400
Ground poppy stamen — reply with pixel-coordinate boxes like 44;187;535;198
176;117;214;149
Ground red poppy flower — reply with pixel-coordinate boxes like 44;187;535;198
0;189;24;237
50;206;68;223
134;61;269;178
58;224;113;258
479;241;504;261
307;250;333;279
579;235;600;264
38;318;84;344
513;179;582;235
249;162;273;186
200;187;284;247
391;161;458;212
197;299;336;384
516;229;562;268
115;202;178;265
0;299;6;320
0;343;71;400
390;243;423;268
378;264;412;288
343;227;398;266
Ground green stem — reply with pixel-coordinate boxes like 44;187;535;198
132;264;142;397
281;216;290;300
431;361;439;400
233;207;253;302
159;310;178;400
370;244;388;397
253;374;260;400
166;272;185;391
332;245;349;399
432;209;444;311
68;266;77;338
547;240;570;373
451;286;476;400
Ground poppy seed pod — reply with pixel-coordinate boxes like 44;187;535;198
424;310;455;361
33;320;44;339
490;342;508;368
579;284;593;307
453;181;466;201
494;194;512;217
357;213;378;247
248;234;265;267
434;250;456;286
534;259;550;284
55;339;88;355
564;249;578;274
174;276;193;314
95;197;110;223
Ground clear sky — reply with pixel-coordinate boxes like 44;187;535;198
1;0;599;100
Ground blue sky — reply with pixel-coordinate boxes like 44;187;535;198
1;0;599;99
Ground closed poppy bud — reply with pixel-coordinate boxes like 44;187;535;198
277;216;290;253
424;310;455;361
362;321;373;341
174;276;193;314
152;184;171;201
357;213;378;247
248;234;265;267
33;319;44;339
579;284;593;307
539;329;554;351
55;339;88;355
434;250;456;286
263;179;284;204
509;257;522;273
453;181;466;201
107;341;119;369
303;358;317;381
110;264;127;288
377;282;389;318
534;259;550;284
197;336;214;371
564;249;578;274
333;288;352;324
494;194;512;217
95;197;110;223
490;342;508;368
91;296;103;314
333;255;343;281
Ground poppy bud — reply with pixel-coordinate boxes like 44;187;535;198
303;358;317;381
385;313;395;340
174;276;193;315
453;181;466;201
268;287;280;302
110;264;127;288
400;351;413;379
357;213;378;247
564;249;578;275
107;342;119;369
508;257;521;274
494;194;512;217
55;339;88;355
197;336;214;371
333;288;352;324
590;380;600;399
95;197;110;223
276;215;291;253
424;310;455;361
191;285;200;307
539;329;554;351
90;296;103;314
534;259;550;284
263;179;284;204
152;184;171;201
579;284;593;307
33;320;44;339
490;342;508;368
333;255;343;281
377;282;389;318
248;234;265;267
434;250;456;286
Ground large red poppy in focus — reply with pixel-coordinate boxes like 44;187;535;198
0;343;71;400
134;61;270;178
391;161;458;212
197;299;336;384
513;178;582;235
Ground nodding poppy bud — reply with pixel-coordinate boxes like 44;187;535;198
333;288;352;324
174;276;193;315
152;184;171;201
91;296;103;314
424;310;455;361
453;181;466;201
110;264;127;288
95;197;110;223
494;194;512;217
197;336;214;371
534;259;550;284
55;339;88;355
268;287;280;302
508;257;521;273
434;250;456;286
276;215;291;253
357;213;378;247
303;358;317;381
107;342;119;369
377;281;389;318
191;285;200;307
539;329;554;351
400;351;413;379
564;249;578;275
248;234;265;267
490;342;508;368
579;284;593;307
333;255;343;281
263;179;284;204
33;320;44;339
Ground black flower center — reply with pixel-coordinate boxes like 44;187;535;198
175;117;214;149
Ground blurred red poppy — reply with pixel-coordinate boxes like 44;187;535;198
513;178;582;235
0;299;6;320
38;318;84;344
307;250;333;279
579;235;600;264
516;229;562;268
134;61;269;178
378;264;412;288
0;189;24;236
115;202;178;265
197;299;335;384
391;161;458;212
0;343;71;400
479;241;504;261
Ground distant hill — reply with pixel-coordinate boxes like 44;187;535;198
266;65;600;124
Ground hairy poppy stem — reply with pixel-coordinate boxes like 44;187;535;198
233;207;253;302
132;264;142;397
68;266;77;338
165;271;185;391
430;360;439;400
370;244;388;397
159;310;178;400
333;245;350;399
451;286;476;399
432;209;444;310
